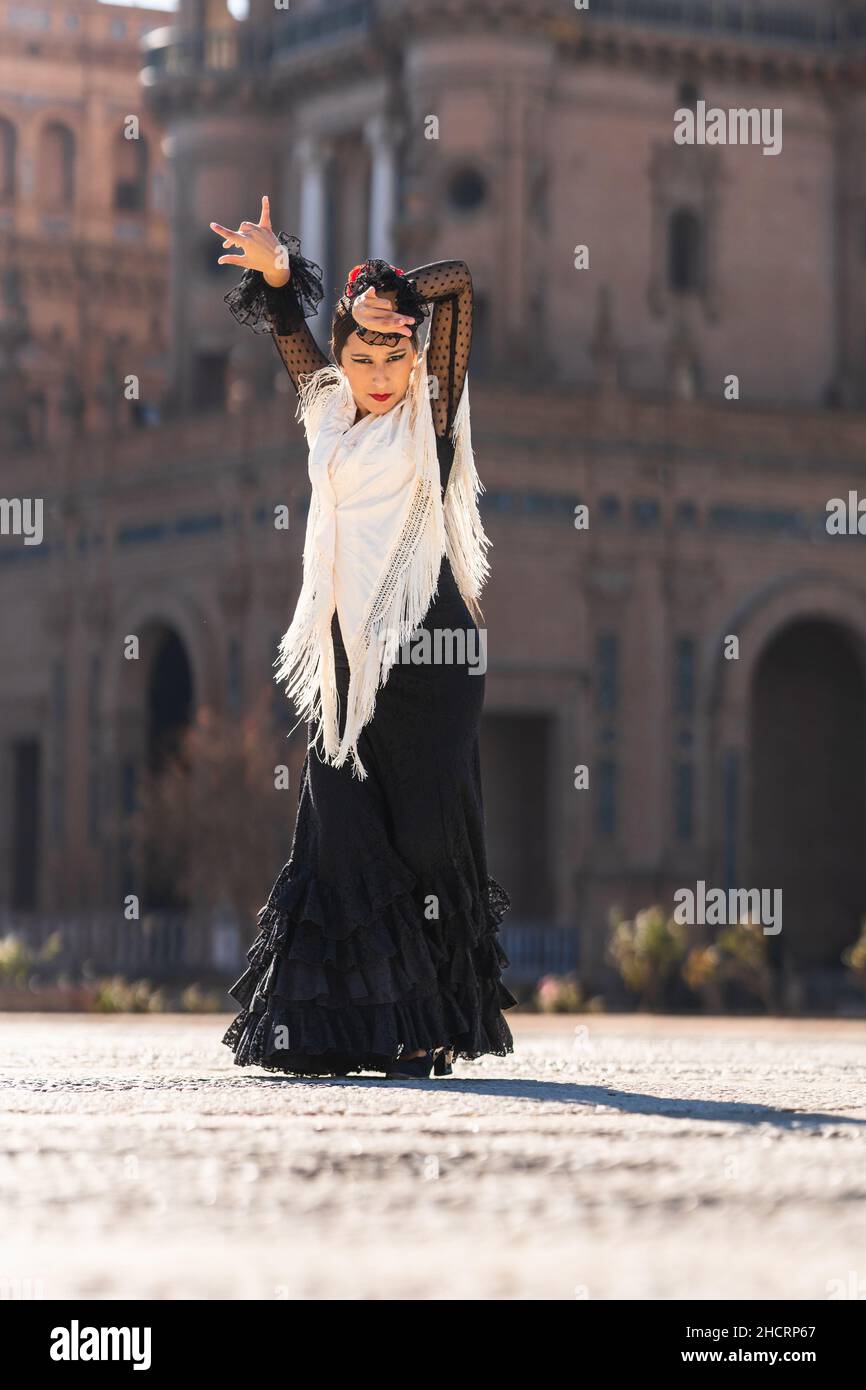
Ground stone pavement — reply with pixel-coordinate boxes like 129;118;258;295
1;1012;864;1300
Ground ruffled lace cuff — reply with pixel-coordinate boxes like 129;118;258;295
224;231;324;336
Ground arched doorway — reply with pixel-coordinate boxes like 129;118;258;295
142;628;194;908
147;628;194;776
116;622;196;910
748;618;866;972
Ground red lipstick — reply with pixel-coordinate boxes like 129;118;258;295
370;392;393;401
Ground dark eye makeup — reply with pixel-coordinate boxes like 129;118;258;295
350;352;409;364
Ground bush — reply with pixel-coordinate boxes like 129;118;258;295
683;919;775;1012
92;977;166;1013
606;905;688;1011
0;931;62;988
842;922;866;1000
534;972;585;1013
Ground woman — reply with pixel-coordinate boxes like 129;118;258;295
211;195;517;1080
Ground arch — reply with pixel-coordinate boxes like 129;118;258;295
102;586;223;739
748;618;866;970
114;621;196;911
104;594;222;911
704;570;866;720
702;573;866;980
146;627;194;772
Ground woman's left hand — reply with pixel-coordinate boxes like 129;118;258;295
351;287;415;337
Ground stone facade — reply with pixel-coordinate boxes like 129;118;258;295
2;0;866;998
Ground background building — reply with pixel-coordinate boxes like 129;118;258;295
2;0;866;1004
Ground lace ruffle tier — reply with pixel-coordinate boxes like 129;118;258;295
222;851;517;1077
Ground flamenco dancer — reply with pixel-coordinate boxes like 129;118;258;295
210;195;517;1080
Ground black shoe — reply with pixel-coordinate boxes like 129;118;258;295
386;1045;454;1079
434;1046;454;1076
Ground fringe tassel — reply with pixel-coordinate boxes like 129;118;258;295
273;340;491;779
272;465;341;762
334;471;446;780
330;347;445;780
294;363;348;445
444;373;491;626
273;363;354;762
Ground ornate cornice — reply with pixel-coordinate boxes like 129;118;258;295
141;1;866;119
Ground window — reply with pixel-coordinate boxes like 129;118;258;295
8;7;50;28
674;636;696;715
121;761;137;817
192;351;228;413
448;166;486;213
596;759;618;838
668;208;702;294
648;143;722;320
596;632;619;714
39;122;75;209
114;133;149;213
0;118;15;201
11;739;41;909
227;637;243;716
674;761;694;841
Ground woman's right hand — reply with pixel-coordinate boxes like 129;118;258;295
210;195;290;287
350;287;415;337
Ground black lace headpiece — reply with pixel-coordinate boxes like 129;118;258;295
335;258;430;345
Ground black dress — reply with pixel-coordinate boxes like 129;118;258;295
221;242;518;1076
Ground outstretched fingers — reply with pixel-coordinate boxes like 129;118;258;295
210;221;247;244
209;195;271;257
210;221;251;267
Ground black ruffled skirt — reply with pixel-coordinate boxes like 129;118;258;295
222;555;518;1076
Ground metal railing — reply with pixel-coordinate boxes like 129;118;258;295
0;911;580;986
0;910;245;979
585;0;866;47
141;0;375;79
140;1;866;80
500;924;581;980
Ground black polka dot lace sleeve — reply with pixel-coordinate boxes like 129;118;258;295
404;259;474;440
223;231;330;393
225;239;474;436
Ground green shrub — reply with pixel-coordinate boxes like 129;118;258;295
606;905;688;1010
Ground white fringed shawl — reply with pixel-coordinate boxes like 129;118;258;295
273;338;490;780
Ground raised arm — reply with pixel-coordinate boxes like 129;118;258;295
403;260;473;439
223;232;329;394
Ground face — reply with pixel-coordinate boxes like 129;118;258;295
339;331;418;418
